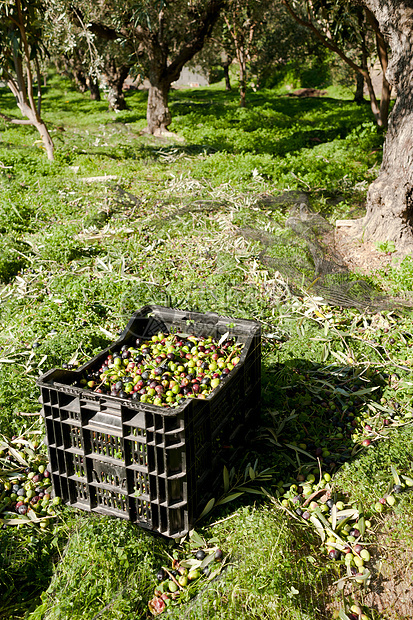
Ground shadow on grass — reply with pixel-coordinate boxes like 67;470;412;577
257;357;387;479
205;357;389;619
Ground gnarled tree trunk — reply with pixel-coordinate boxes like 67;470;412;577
87;76;101;101
147;78;172;134
360;0;413;251
102;58;130;110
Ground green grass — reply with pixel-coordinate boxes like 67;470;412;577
0;73;412;620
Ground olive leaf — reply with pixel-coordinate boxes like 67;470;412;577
283;443;316;460
327;541;346;551
223;466;230;493
358;503;365;537
391;465;402;487
309;514;325;542
4;445;29;466
216;492;244;505
189;530;206;547
331;503;337;531
180;558;200;568
217;331;229;346
200;552;216;569
197;498;215;520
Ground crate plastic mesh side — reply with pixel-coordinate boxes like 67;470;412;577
89;430;124;461
57;392;81;422
95;487;129;515
85;458;129;515
72;478;89;505
62;422;83;451
135;498;152;523
72;452;86;478
44;417;61;448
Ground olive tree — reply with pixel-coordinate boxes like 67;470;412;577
358;0;413;250
222;0;269;106
60;0;225;134
282;0;391;128
0;0;54;160
44;1;134;110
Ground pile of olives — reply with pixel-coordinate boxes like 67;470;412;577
0;438;61;528
148;546;224;615
79;331;244;407
279;468;413;619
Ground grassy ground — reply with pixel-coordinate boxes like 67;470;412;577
1;74;413;620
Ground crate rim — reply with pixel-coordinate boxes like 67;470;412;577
37;304;261;416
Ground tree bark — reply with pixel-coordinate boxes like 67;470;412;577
238;47;247;107
146;78;172;134
359;0;413;251
365;6;392;128
87;76;101;101
7;78;54;160
354;71;365;103
101;59;130;110
223;59;232;91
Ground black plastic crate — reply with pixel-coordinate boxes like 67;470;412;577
37;305;261;537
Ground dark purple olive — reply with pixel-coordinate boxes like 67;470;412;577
156;569;165;582
195;550;206;560
328;549;341;560
214;548;223;561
